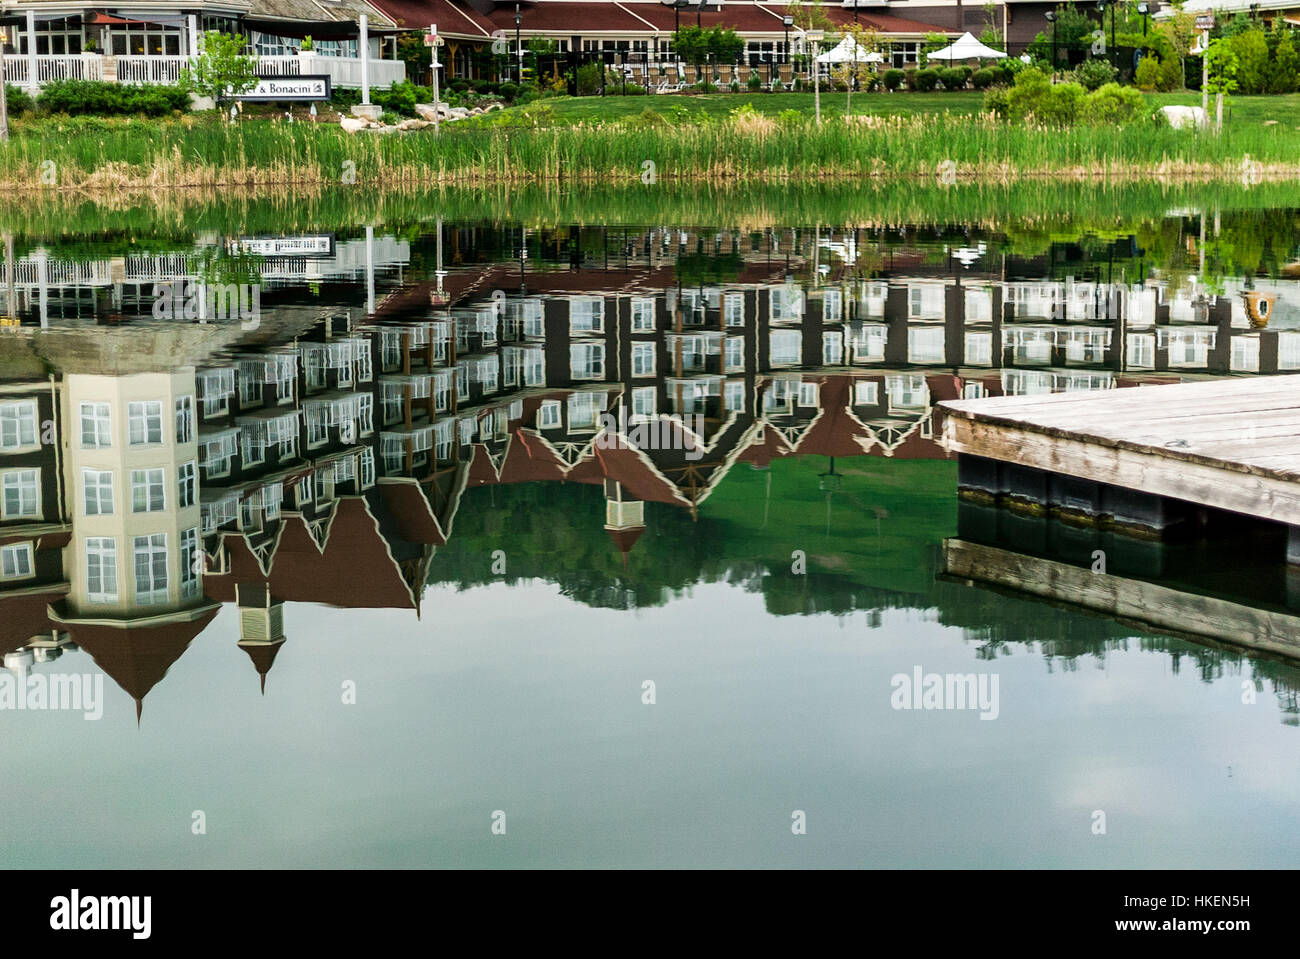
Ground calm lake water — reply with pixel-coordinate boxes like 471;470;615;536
3;195;1300;868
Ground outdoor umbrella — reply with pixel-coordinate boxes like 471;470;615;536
926;31;1007;65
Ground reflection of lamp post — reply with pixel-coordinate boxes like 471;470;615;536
1045;11;1056;68
783;15;793;64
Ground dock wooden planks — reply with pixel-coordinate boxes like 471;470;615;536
943;539;1300;660
940;375;1300;526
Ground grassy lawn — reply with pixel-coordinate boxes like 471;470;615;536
501;89;1300;127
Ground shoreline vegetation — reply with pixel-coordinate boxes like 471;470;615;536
0;181;1295;249
1;94;1299;190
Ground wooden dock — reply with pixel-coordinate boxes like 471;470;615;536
943;539;1300;660
940;375;1300;535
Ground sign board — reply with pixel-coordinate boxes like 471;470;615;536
230;234;336;257
1195;14;1214;30
425;23;440;46
237;75;332;102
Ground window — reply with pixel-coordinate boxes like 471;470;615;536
570;343;605;380
83;469;114;515
798;382;819;407
80;402;111;448
631;297;656;331
128;401;164;446
360;448;376;489
134;533;168;604
724;337;745;372
175;395;195;443
724;293;745;327
178;461;196;509
770;331;801;365
520;299;545;338
180;527;200;599
632;342;656;378
631;386;656;419
1127;333;1155;369
908;327;945;364
0;401;37;450
823;332;843;365
307;409;328;447
570;298;604;333
131;468;166;513
0;542;33;580
2;469;38;519
724;380;745;413
241;374;264;405
358;393;374;435
823;289;843;322
568;393;600;430
85;537;117;602
538;401;561;429
964;333;993;367
854;381;880;405
356;342;373;383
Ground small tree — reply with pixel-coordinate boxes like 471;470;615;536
1204;37;1238;132
181;32;260;108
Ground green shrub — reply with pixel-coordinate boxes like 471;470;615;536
938;67;968;90
971;66;1008;89
1001;68;1084;126
909;67;940;91
1081;82;1145;124
880;68;903;91
2;84;33;114
498;81;519;101
39;80;189;117
1072;57;1118;91
771;77;785;92
983;86;1011;118
372;81;428;117
1156;54;1184;91
1134;55;1160;91
747;70;763;91
777;108;804;127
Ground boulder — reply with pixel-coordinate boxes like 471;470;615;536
340;117;369;133
397;118;431;131
1160;105;1208;130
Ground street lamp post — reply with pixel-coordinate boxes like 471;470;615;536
783;15;793;64
0;28;9;141
808;29;823;124
1096;1;1114;64
1045;10;1056;69
696;0;702;28
514;4;522;83
1137;2;1149;36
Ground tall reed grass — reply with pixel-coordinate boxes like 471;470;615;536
1;113;1298;190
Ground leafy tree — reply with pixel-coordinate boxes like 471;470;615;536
1204;37;1238;131
1269;26;1300;94
1227;27;1269;94
180;32;259;107
1026;3;1095;67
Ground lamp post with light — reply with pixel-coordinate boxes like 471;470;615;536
1137;1;1149;35
783;15;793;64
0;26;9;140
514;4;522;82
1045;10;1056;69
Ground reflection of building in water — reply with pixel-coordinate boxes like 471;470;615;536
3;224;1299;710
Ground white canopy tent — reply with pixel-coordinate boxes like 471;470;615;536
815;36;885;65
926;32;1008;64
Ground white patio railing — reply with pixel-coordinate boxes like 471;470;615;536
117;55;191;85
11;53;403;90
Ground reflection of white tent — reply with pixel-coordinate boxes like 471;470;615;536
816;36;885;65
926;32;1007;63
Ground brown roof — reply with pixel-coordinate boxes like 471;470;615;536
380;481;448;544
239;638;285;696
64;608;219;722
0;589;63;655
